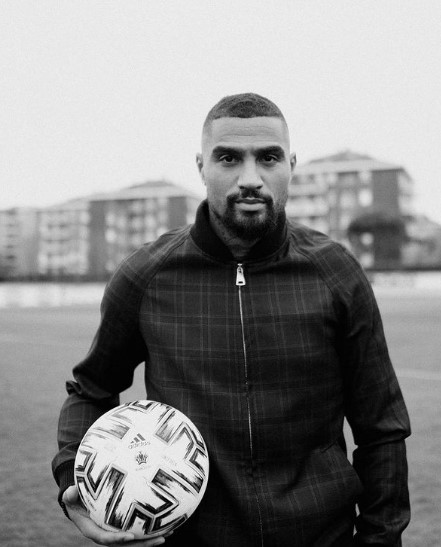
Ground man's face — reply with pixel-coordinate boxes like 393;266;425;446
196;116;296;241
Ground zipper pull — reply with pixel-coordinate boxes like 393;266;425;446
236;263;246;286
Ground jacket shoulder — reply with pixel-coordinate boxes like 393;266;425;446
287;221;370;296
108;225;192;291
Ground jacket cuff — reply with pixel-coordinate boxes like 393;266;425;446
55;461;75;520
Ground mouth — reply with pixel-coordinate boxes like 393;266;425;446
234;198;267;212
236;198;266;204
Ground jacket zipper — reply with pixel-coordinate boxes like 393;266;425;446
236;263;264;547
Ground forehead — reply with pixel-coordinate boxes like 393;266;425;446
202;116;290;151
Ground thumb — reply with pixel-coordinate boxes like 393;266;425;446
63;485;80;505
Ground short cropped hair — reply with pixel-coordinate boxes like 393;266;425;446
203;93;287;132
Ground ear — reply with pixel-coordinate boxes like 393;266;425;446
290;152;297;174
196;153;205;184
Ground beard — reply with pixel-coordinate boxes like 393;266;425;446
211;189;286;242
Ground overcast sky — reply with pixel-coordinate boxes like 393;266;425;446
2;1;441;222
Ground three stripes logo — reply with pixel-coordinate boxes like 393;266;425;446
128;433;149;450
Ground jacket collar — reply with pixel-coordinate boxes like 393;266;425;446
190;200;288;262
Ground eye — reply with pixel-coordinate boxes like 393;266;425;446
261;154;279;163
219;155;237;164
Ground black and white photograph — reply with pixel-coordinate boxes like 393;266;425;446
1;2;440;546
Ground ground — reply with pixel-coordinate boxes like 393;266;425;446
0;290;439;546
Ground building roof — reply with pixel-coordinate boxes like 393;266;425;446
295;149;409;177
309;150;373;163
42;197;90;211
0;206;39;214
89;179;202;202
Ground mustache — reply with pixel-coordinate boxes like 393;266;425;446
227;189;273;203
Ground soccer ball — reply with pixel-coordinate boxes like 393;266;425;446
74;400;209;539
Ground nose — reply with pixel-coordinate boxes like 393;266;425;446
238;159;263;190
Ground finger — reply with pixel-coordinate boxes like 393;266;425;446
89;532;166;546
71;513;166;546
63;497;132;545
63;485;79;504
116;538;165;547
63;485;88;517
63;487;166;546
80;518;135;545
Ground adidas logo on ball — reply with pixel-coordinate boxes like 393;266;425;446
128;433;149;449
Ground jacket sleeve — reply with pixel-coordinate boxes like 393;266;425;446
338;254;411;546
51;254;148;501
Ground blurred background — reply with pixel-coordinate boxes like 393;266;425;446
1;1;440;545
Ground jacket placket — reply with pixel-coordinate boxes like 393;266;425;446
235;263;264;547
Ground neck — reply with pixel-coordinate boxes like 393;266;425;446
208;210;259;260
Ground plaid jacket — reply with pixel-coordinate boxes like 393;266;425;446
53;201;410;546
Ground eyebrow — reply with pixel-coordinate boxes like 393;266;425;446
211;145;286;159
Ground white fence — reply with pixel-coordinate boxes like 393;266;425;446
1;272;441;308
370;271;441;294
0;282;105;308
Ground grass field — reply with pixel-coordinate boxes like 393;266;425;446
1;290;440;546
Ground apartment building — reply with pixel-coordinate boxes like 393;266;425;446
87;180;201;279
1;180;201;281
288;150;414;267
1;161;420;278
38;198;90;279
0;207;39;279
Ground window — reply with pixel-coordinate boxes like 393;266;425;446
340;190;356;209
359;188;373;207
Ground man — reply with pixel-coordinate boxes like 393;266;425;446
52;93;411;546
